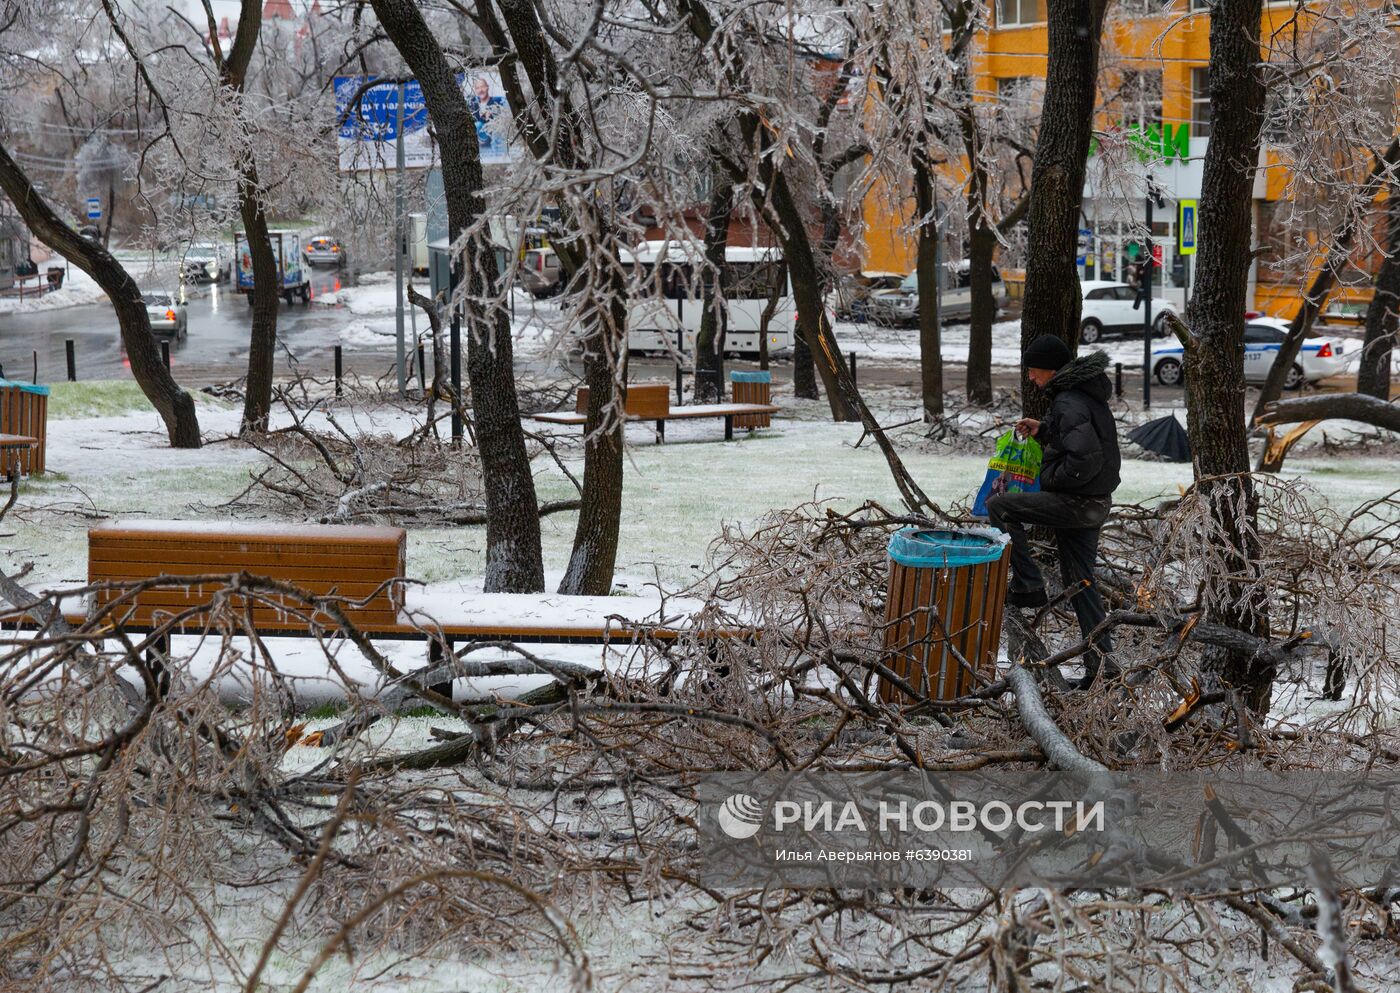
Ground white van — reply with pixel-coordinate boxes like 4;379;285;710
621;240;797;355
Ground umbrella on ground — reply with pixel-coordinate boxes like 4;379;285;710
1128;414;1192;462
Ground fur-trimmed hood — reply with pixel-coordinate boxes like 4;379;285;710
1047;351;1112;402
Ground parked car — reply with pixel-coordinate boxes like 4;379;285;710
833;270;904;320
864;263;1008;327
303;235;348;268
1079;280;1178;344
1151;317;1351;390
143;291;188;338
520;246;562;297
180;241;229;283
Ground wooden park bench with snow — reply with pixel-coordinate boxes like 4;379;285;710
530;382;779;442
4;520;743;656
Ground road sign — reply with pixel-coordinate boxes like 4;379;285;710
86;197;101;220
1152;243;1164;266
1178;199;1197;256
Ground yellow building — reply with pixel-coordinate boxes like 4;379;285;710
861;0;1382;319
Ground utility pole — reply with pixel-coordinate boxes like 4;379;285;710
394;81;407;397
1142;174;1162;410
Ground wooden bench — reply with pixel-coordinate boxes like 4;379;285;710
3;520;738;644
87;521;407;634
2;521;753;710
533;382;779;442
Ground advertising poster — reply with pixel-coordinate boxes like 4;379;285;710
335;71;518;172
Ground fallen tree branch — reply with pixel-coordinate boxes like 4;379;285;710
1257;394;1400;433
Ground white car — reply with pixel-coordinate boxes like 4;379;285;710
142;291;188;338
1151;317;1351;390
1079;280;1177;344
180;241;229;283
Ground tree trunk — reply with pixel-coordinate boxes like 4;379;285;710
1018;0;1109;419
1252;140;1400;419
558;294;627;596
1357;188;1400;400
238;159;281;433
0;142;200;448
694;178;732;403
763;169;853;420
370;0;545;594
1182;0;1271;712
485;0;629;595
790;331;819;399
965;223;997;406
914;160;944;421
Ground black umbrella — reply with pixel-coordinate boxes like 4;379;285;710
1128;414;1192;462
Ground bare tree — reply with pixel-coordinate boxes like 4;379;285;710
369;0;547;593
1180;0;1271;711
0;143;201;447
1018;0;1109;419
1357;184;1400;399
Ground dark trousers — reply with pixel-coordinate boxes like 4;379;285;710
986;490;1113;656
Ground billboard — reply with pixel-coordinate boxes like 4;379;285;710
335;72;518;172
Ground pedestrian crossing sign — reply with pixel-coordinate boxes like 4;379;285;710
1178;200;1197;256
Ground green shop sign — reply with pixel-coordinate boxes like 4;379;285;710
1090;123;1191;164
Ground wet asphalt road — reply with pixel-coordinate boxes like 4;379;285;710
0;266;381;387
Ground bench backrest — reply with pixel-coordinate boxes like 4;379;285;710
88;521;406;632
574;382;670;419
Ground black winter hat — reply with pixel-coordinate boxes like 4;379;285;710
1023;335;1072;371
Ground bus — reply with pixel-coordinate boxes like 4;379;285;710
621;240;797;355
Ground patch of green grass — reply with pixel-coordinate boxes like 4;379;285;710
46;380;232;420
302;702;345;719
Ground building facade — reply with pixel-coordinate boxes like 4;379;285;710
861;1;1385;318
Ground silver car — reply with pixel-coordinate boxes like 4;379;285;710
864;264;1008;326
303;235;348;267
143;292;188;338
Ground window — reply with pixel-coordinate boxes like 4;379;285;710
1245;324;1286;343
1191;67;1212;138
1113;286;1139;301
996;0;1045;26
1086;287;1113;301
1118;70;1163;128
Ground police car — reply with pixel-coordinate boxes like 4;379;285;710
1151;317;1351;390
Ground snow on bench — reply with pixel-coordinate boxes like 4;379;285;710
530;402;781;441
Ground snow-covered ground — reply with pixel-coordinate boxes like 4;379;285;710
0;262;107;314
5;381;1397;991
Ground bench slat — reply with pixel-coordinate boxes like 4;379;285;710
89;521;407;634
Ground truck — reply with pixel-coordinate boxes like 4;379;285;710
234;229;311;305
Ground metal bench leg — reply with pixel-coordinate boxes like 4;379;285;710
656;419;665;443
427;635;456;702
724;415;733;441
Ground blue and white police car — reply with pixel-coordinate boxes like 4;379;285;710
1151;317;1351;390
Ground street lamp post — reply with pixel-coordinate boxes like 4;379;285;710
1142;175;1166;410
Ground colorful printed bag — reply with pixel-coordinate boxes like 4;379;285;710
971;429;1043;518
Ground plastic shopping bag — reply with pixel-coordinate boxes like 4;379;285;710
970;429;1042;519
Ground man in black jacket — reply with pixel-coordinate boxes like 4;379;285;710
987;335;1121;688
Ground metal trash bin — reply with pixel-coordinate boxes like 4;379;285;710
0;378;49;477
879;527;1010;704
730;370;772;428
